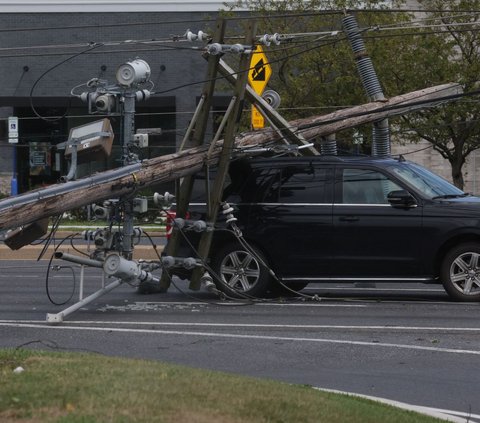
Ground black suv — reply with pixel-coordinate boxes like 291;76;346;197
176;155;480;302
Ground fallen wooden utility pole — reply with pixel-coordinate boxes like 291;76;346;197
0;82;462;233
237;82;462;146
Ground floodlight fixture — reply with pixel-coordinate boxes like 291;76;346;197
64;118;114;159
116;59;151;87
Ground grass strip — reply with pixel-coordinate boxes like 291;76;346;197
0;349;443;423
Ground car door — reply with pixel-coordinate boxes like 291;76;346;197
246;162;334;277
331;165;423;278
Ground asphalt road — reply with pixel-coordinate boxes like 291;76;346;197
1;259;479;422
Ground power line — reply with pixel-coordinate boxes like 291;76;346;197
0;20;478;61
0;45;200;59
0;9;420;34
295;88;480;135
0;17;218;33
29;43;105;122
0;37;196;54
0;7;478;35
152;34;348;96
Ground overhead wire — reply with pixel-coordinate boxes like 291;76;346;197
152;32;350;95
44;232;79;306
29;42;105;122
2;8;480;35
0;10;416;34
0;24;475;60
3;9;480;59
6;8;479;309
143;229;254;305
7;9;480;157
294;87;480;135
0;37;196;54
0;24;469;58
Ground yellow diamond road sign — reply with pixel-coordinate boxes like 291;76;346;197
249;46;271;129
248;45;271;95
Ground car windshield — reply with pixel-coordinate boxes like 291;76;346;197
390;162;465;199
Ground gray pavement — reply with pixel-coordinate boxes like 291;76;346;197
1;258;480;422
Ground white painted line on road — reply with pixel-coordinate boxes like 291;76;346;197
63;322;480;331
1;321;480;356
2;320;480;332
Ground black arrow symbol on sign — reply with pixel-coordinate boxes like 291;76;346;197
252;58;266;81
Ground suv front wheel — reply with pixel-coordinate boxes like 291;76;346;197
211;242;272;297
441;243;480;302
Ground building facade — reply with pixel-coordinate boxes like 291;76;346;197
0;1;233;195
0;0;477;197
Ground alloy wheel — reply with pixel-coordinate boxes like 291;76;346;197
220;250;261;292
449;251;480;296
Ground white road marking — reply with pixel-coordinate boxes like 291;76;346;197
1;322;480;356
2;320;480;332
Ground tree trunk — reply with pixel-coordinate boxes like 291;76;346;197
451;158;465;190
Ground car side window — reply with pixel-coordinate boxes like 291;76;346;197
341;168;402;204
225;167;282;203
265;166;329;203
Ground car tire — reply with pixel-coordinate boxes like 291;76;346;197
440;243;480;302
211;242;272;297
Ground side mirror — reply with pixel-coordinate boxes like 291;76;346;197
387;190;417;208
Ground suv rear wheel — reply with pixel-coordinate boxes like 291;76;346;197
441;243;480;302
211;242;272;297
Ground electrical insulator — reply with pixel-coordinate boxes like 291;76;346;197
92;204;108;219
135;89;151;102
185;30;208;42
173;218;186;229
153;191;175;207
200;272;221;295
207;43;223;55
259;33;281;46
262;90;281;109
172;218;211;233
161;256;176;268
230;44;245;54
221;202;237;224
270;33;281;45
192;220;207;232
83;228;101;241
80;91;97;104
182;257;199;270
206;43;251;56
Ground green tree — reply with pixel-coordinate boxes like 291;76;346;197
388;0;480;189
230;0;480;189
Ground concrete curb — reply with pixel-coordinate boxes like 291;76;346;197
315;388;472;422
0;228;166;260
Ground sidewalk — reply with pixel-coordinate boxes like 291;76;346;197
0;244;164;260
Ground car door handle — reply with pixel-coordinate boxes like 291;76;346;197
339;216;359;222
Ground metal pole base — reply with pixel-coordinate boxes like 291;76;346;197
46;279;122;325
